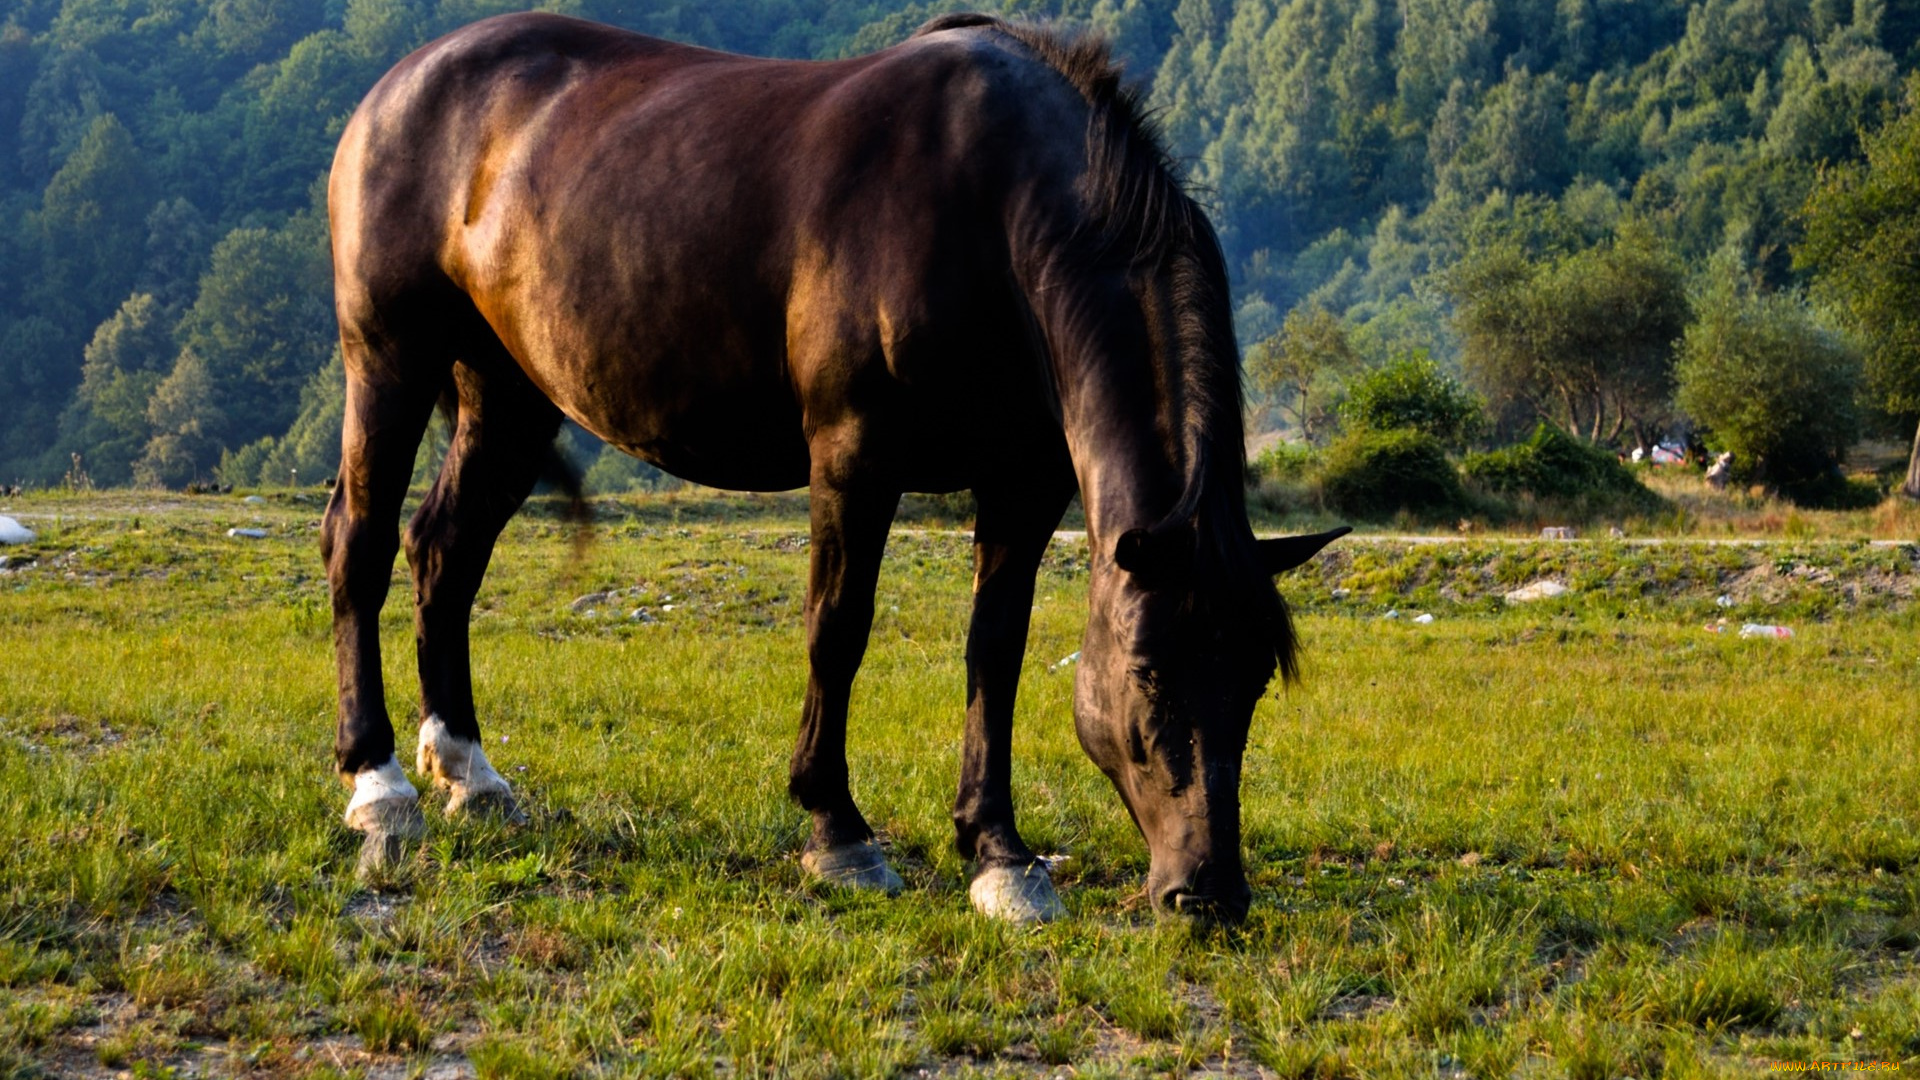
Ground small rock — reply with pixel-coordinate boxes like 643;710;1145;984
1330;587;1352;599
243;495;266;504
0;515;34;545
1738;623;1793;639
1412;613;1435;624
1504;580;1569;603
569;591;612;612
661;603;676;612
629;608;656;623
1383;609;1399;619
226;527;268;539
1715;594;1734;608
1458;851;1483;867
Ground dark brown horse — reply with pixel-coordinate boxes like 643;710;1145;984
323;11;1346;921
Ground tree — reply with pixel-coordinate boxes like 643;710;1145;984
137;349;224;487
1448;225;1688;445
60;293;173;484
172;206;335;455
1800;73;1920;498
1339;350;1485;448
1245;303;1360;444
1675;260;1862;500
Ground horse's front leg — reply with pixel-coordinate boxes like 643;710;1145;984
790;468;902;893
954;480;1075;921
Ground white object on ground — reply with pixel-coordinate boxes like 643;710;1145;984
1412;613;1435;624
1051;651;1080;670
1716;595;1734;608
0;516;34;544
227;527;267;539
1504;580;1570;603
1541;526;1577;540
243;495;266;504
1739;623;1793;639
1383;609;1400;619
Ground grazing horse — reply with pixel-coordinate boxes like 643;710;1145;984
323;11;1347;921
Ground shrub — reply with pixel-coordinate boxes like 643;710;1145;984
1250;441;1316;482
1320;428;1467;520
1462;424;1656;506
1340;353;1486;449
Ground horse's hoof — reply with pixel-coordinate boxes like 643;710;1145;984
345;797;424;882
446;784;527;824
969;861;1064;923
801;841;904;894
355;827;412;881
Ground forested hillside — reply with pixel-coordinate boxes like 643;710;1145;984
2;0;1918;494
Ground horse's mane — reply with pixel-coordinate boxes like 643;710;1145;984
916;15;1295;682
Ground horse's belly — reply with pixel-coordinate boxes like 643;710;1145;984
548;354;812;492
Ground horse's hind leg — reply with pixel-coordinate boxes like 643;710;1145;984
324;356;439;877
791;465;903;893
405;359;561;821
955;475;1075;922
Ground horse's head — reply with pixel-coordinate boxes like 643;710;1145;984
1073;521;1349;922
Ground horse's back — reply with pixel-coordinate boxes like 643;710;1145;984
330;14;1085;491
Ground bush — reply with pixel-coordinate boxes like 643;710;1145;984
1320;428;1467;520
1341;353;1486;448
1250;441;1317;482
1461;424;1656;504
1675;264;1862;504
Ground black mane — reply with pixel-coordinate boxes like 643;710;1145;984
917;15;1292;680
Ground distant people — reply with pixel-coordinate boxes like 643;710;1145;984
1706;451;1734;490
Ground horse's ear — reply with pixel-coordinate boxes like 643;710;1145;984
1257;525;1352;575
1114;526;1196;580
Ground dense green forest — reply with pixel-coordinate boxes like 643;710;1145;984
2;0;1919;499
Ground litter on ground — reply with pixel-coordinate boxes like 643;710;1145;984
1412;613;1435;624
0;516;34;544
1051;651;1080;670
1739;623;1794;639
1504;580;1570;603
226;527;267;539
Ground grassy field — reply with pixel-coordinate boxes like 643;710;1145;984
0;489;1916;1078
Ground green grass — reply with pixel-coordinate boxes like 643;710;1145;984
0;489;1915;1076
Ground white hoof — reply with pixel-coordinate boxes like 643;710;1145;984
801;841;904;894
417;715;524;822
970;862;1064;923
343;759;423;880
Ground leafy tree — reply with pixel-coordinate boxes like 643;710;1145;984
137;348;224;487
1800;72;1920;497
1245;303;1360;443
1675;259;1862;500
60;293;173;484
1449;225;1687;445
1339;351;1485;448
172;205;335;451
